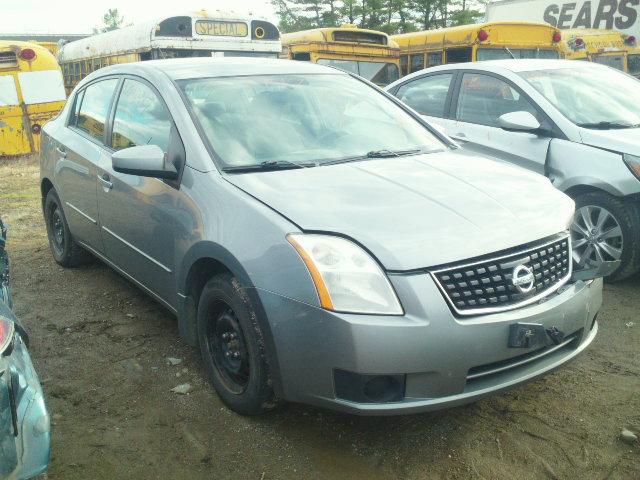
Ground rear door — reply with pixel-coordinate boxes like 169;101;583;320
55;78;119;252
392;72;457;133
96;77;184;305
0;75;30;155
451;71;551;175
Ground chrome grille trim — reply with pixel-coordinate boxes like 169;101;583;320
431;233;572;316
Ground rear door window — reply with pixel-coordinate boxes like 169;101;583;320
0;76;19;106
395;73;453;118
18;70;66;104
74;79;118;142
111;79;172;153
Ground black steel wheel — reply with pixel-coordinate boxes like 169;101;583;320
44;189;92;267
197;273;279;415
207;305;250;394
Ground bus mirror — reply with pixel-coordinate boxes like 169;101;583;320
498;111;541;133
112;145;177;179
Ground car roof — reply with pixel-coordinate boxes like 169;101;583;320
93;57;346;81
427;59;608;74
386;59;610;90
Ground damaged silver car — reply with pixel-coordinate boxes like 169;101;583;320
0;219;50;479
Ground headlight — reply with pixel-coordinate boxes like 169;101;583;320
0;316;15;355
624;154;640;179
287;234;403;315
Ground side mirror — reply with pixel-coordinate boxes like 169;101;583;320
498;111;541;133
112;145;177;179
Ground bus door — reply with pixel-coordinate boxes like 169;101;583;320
0;74;31;156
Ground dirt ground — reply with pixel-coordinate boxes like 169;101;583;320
0;155;638;480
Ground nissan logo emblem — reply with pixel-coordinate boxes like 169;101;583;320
512;265;535;294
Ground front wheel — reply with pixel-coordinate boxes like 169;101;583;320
197;274;279;415
571;192;640;282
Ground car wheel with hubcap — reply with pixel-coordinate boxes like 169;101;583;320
571;192;640;282
44;189;92;267
197;273;279;415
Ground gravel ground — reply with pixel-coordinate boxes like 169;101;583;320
1;156;638;479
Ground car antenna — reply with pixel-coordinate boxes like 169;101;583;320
503;47;516;59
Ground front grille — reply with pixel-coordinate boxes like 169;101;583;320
432;235;571;315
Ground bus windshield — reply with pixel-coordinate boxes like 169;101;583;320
477;48;559;61
180;74;443;169
316;59;399;86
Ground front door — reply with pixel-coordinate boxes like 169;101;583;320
452;72;551;175
96;78;180;305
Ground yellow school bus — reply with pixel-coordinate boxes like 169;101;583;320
281;25;401;86
0;41;66;156
560;29;640;77
392;22;563;77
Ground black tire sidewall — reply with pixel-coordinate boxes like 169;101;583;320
44;190;72;265
572;192;640;282
196;274;275;415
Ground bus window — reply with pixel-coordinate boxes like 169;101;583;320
400;55;408;75
477;48;559;61
629;55;640;76
593;54;625;71
446;48;472;64
427;52;443;68
359;62;399;85
410;54;424;73
292;52;311;61
316;59;399;86
18;71;66;105
0;76;19;106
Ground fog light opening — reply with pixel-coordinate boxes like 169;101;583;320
363;376;402;403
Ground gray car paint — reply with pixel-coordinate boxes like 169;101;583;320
40;58;602;414
385;59;640;198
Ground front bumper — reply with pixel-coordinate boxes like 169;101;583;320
257;275;602;415
0;334;51;479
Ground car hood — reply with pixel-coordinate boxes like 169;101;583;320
580;127;640;156
225;151;574;271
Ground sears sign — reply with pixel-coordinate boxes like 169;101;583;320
486;0;640;35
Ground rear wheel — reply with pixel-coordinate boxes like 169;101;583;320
44;189;92;267
571;192;640;282
197;273;279;415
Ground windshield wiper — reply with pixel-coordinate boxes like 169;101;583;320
323;148;426;166
222;160;314;173
366;149;422;158
577;121;640;130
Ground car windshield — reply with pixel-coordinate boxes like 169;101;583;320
519;67;640;128
179;74;444;169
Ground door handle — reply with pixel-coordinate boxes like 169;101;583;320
98;174;113;190
56;146;67;158
452;132;467;139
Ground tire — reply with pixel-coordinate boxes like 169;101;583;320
44;189;92;267
571;192;640;282
197;273;279;415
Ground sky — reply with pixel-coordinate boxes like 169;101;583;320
0;0;277;34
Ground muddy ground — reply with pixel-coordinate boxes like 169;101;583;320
0;156;638;479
